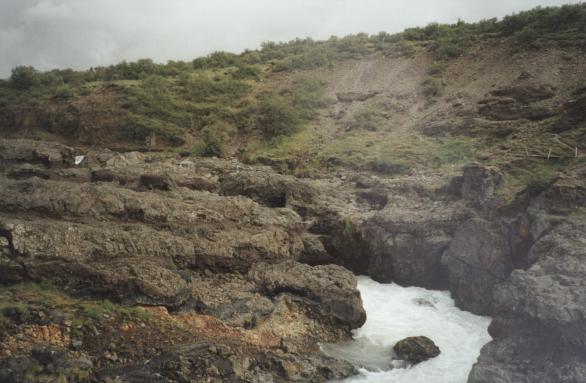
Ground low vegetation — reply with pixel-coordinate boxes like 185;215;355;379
0;3;583;188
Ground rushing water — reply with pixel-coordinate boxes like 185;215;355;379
322;276;492;383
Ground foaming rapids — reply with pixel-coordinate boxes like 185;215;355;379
322;276;491;383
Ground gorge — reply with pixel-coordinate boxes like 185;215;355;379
0;4;585;382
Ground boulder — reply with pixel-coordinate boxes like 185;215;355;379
220;169;316;208
141;174;171;190
393;336;440;364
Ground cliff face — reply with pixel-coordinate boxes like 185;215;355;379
0;138;368;382
1;10;586;382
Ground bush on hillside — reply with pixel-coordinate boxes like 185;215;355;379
199;121;235;157
256;94;302;138
422;77;443;98
183;76;250;103
10;66;39;90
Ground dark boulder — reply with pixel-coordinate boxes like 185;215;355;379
141;174;171;190
393;336;440;364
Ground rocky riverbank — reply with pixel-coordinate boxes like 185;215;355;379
0;138;368;382
1;136;584;382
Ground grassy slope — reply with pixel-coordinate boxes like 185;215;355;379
0;3;585;199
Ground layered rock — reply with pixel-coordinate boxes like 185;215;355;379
0;138;365;382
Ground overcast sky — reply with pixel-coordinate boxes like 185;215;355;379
0;0;581;77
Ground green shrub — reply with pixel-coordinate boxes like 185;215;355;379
256;75;326;139
422;77;443;98
435;140;472;165
257;94;302;138
10;66;39;90
428;62;446;76
350;107;385;131
199;121;235;157
232;64;261;79
120;116;154;143
54;85;75;100
192;51;241;69
183;76;250;103
120;114;183;145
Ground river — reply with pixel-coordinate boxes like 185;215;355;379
322;276;492;383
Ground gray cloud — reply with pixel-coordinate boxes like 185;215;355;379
0;0;581;77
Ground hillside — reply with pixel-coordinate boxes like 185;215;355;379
0;4;585;383
1;4;585;199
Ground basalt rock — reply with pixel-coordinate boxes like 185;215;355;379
97;341;355;383
469;219;586;383
441;218;512;315
393;336;440;364
0;138;367;382
220;168;316;208
552;88;586;132
489;85;556;104
361;200;471;289
0;138;75;167
249;261;366;329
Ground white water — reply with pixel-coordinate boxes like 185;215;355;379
323;276;492;383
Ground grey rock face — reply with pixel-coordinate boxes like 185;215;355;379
468;219;586;383
362;201;471;288
442;218;512;315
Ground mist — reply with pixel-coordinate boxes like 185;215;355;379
0;0;581;77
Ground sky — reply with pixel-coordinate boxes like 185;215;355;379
0;0;581;77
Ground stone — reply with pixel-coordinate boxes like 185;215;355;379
393;336;440;364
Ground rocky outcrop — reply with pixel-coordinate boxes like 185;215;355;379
468;219;586;383
489;85;556;104
220;168;316;208
249;261;366;329
552;87;586;132
459;163;503;209
361;200;471;288
393;336;441;364
0;139;365;382
96;341;355;383
441;218;511;315
0;138;75;168
478;84;557;121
